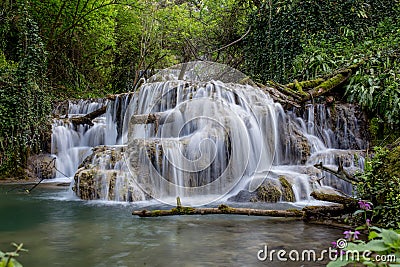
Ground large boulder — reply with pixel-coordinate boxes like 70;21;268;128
228;176;295;203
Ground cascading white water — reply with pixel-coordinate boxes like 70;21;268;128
51;61;365;204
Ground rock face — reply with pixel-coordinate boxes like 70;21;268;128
27;154;56;179
72;146;145;202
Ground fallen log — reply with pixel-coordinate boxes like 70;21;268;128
133;204;304;218
310;191;358;209
70;106;107;126
303;204;346;219
106;92;135;101
265;61;365;107
300;70;352;102
261;85;301;108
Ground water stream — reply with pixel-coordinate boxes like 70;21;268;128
0;185;343;267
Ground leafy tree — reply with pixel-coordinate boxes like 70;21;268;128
0;0;51;177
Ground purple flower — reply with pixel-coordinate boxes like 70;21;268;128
331;241;337;248
344;230;352;239
366;219;371;226
358;200;372;210
353;231;360;240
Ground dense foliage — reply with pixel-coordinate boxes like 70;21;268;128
243;0;400;126
356;146;400;228
0;1;51;177
291;8;400;125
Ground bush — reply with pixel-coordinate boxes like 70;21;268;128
356;146;400;228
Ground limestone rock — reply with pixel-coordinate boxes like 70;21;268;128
27;154;56;179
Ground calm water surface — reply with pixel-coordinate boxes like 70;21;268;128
0;185;343;267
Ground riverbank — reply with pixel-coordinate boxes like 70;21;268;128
0;177;39;184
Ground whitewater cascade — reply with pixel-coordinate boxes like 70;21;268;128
51;62;366;205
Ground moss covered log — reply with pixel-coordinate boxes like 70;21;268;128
132;204;305;218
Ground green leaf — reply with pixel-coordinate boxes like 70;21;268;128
363;240;389;252
368;231;379;240
353;209;365;216
326;258;354;267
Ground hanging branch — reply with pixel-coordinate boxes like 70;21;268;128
313;160;359;184
207;26;252;55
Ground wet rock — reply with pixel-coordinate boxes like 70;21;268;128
256;180;282;203
72;145;144;202
228;176;296;203
279;176;295;202
227;190;257;202
73;168;117;200
27;154;56;179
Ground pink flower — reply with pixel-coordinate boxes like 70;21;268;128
344;230;352;239
353;231;360;240
358;200;372;210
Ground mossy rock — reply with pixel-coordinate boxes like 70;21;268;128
256;181;282;203
279;176;295;202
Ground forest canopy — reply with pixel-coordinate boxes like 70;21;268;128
0;0;399;176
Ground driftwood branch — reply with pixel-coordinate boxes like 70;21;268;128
70;105;107;126
313;161;359;184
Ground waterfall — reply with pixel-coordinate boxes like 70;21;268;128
50;61;365;205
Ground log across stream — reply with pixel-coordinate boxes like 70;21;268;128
132;194;359;223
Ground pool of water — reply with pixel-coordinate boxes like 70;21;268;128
0;184;343;266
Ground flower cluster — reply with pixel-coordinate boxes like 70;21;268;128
343;230;360;241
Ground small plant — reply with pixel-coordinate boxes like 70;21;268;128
0;243;26;267
328;200;400;266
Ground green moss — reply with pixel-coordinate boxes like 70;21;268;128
256;182;282;203
279;176;295;202
286;78;324;91
171;206;195;214
314;72;348;96
152;210;162;216
218;204;233;212
368;117;400;147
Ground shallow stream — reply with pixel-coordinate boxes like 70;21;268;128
0;184;343;267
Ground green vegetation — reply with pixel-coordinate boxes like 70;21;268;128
355;146;400;228
243;0;400;129
0;1;51;177
0;243;26;267
328;202;400;266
